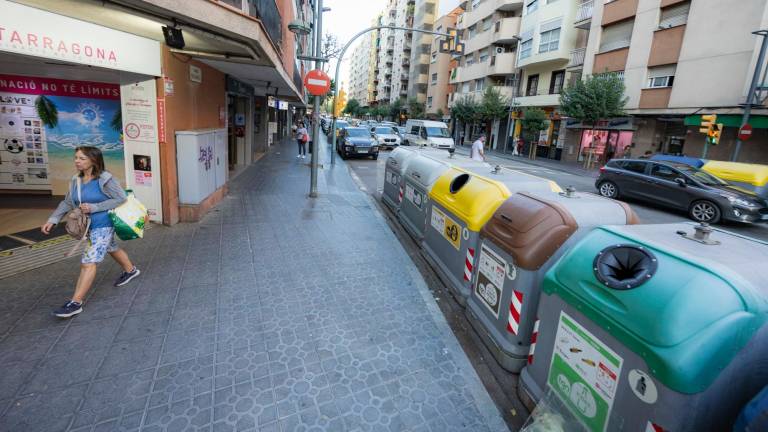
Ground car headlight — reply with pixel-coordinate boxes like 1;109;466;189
725;195;759;208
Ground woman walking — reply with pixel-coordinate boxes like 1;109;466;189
42;146;141;318
296;122;308;159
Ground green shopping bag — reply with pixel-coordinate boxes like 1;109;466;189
109;190;148;240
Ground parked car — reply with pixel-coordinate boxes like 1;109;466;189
336;127;379;160
596;159;768;224
394;126;407;139
326;120;349;139
372;126;401;149
402;119;454;149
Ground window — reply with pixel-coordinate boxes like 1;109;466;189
431;73;438;85
482;18;492;32
526;74;539;96
659;1;689;29
600;20;634;52
519;39;533;59
462;82;470;92
479;48;490;63
550;70;565;94
623;161;648;174
475;79;485;91
650;164;680;181
431;51;437;63
647;65;676;88
526;0;539;14
467;25;476;39
427;97;433;107
539;28;561;53
410;126;420;135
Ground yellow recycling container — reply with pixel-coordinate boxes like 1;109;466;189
702;160;768;198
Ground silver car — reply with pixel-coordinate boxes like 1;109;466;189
372;126;401;149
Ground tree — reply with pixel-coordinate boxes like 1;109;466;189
372;104;389;121
520;107;548;153
435;108;445;119
451;96;479;127
321;34;343;74
343;98;362;117
477;86;509;142
407;97;425;120
559;72;627;131
390;98;406;122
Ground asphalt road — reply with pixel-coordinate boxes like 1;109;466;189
344;147;768;242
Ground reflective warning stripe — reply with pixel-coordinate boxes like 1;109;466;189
506;290;524;335
398;185;404;203
463;248;475;281
645;422;664;432
528;318;539;364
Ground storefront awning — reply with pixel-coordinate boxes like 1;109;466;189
684;114;768;128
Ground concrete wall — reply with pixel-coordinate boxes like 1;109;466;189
160;45;226;224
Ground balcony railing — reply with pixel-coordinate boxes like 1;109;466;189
575;0;594;22
248;0;282;45
568;47;586;68
524;86;563;97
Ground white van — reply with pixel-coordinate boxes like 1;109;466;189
403;120;455;149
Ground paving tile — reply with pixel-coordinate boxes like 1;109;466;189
213;379;276;430
141;392;213;432
149;354;214;408
0;327;64;363
23;348;106;394
97;335;164;379
0;384;87;432
70;369;154;430
49;316;122;355
115;310;171;342
161;325;217;365
214;346;270;390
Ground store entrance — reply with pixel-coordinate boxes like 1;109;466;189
227;95;250;178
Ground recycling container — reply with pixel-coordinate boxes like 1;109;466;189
701;160;768;198
519;223;768;432
398;154;452;243
465;191;638;373
423;168;563;306
649;154;706;168
382;147;420;214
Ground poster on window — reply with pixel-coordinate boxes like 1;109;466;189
0;74;124;194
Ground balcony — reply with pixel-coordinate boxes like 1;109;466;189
568;47;586;69
459;0;524;30
449;86;518;107
515;86;562;106
648;25;685;67
602;0;639;26
492;17;522;44
489;52;516;75
593;47;629;74
217;0;282;45
574;0;593;29
639;87;672;109
465;30;494;55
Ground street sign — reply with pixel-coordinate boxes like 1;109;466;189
303;69;331;96
739;124;753;141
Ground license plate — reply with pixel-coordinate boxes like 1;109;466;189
357;148;369;153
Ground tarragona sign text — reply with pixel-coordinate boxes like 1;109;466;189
0;27;118;62
0;74;120;100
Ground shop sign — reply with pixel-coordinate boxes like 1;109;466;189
163;78;174;96
157;98;166;144
278;101;289;110
0;0;161;76
189;65;202;83
226;76;254;96
267;96;276;108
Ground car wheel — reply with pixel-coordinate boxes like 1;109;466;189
689;200;721;224
597;181;619;199
372;154;378;160
403;140;410;146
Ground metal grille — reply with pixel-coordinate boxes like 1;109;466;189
248;0;282;45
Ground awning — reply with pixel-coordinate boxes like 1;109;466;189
684;114;768;128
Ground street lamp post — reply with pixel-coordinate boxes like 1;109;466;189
329;26;456;165
504;35;522;154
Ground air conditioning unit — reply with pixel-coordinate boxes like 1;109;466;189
495;47;505;54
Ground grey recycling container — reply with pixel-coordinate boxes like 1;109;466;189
382;147;420;214
465;191;638;373
519;223;768;432
398;154;452;243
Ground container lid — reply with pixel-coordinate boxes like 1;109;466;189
485;167;563;194
386;147;419;171
428;167;510;231
544;223;768;394
702;160;768;186
404;154;451;188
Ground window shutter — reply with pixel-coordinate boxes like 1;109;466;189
599;20;634;52
521;27;534;42
540;17;563;33
659;2;689;28
648;64;677;78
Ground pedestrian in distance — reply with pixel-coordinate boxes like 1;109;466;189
296;122;308;159
471;135;486;162
639;150;653;159
42;146;140;318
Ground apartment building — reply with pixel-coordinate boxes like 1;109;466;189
348;35;373;104
375;0;414;104
450;0;525;149
559;0;768;165
407;0;439;103
426;7;464;118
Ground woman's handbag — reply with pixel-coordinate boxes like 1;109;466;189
65;177;90;240
301;133;309;143
109;190;148;241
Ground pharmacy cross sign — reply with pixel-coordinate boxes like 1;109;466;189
303;69;331;96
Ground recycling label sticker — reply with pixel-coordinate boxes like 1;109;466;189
547;311;623;432
405;184;422;209
474;245;506;317
389;172;400;186
430;206;460;250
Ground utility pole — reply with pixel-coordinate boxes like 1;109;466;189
734;29;768;162
308;0;324;197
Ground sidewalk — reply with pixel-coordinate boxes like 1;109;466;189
0;138;508;432
455;145;599;178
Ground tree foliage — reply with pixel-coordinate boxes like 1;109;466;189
559;72;628;127
477;86;509;123
343;98;362;116
435;108;445;118
321;34;342;73
390;98;406;120
450;96;479;125
407;97;425;119
520;107;548;142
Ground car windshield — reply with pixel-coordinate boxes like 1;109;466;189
336;121;349;128
678;167;729;186
425;127;450;138
346;128;369;137
396;127;406;133
375;127;393;134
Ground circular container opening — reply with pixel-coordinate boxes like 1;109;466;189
450;173;471;194
593;244;657;290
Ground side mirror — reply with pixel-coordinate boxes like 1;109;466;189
675;177;686;187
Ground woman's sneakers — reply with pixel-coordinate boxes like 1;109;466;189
114;266;141;287
53;300;82;318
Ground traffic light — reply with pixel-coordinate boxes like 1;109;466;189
700;114;717;134
708;123;724;145
438;28;464;55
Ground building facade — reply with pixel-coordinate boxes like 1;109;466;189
348;35;372;103
426;7;464;119
407;0;439;104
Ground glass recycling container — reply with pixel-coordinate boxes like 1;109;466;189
466;191;638;373
422;167;562;306
382;147;420;214
398;154;452;243
519;223;768;432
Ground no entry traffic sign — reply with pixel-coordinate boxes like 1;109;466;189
303;69;331;96
739;124;753;141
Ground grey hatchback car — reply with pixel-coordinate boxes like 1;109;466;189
595;159;768;224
